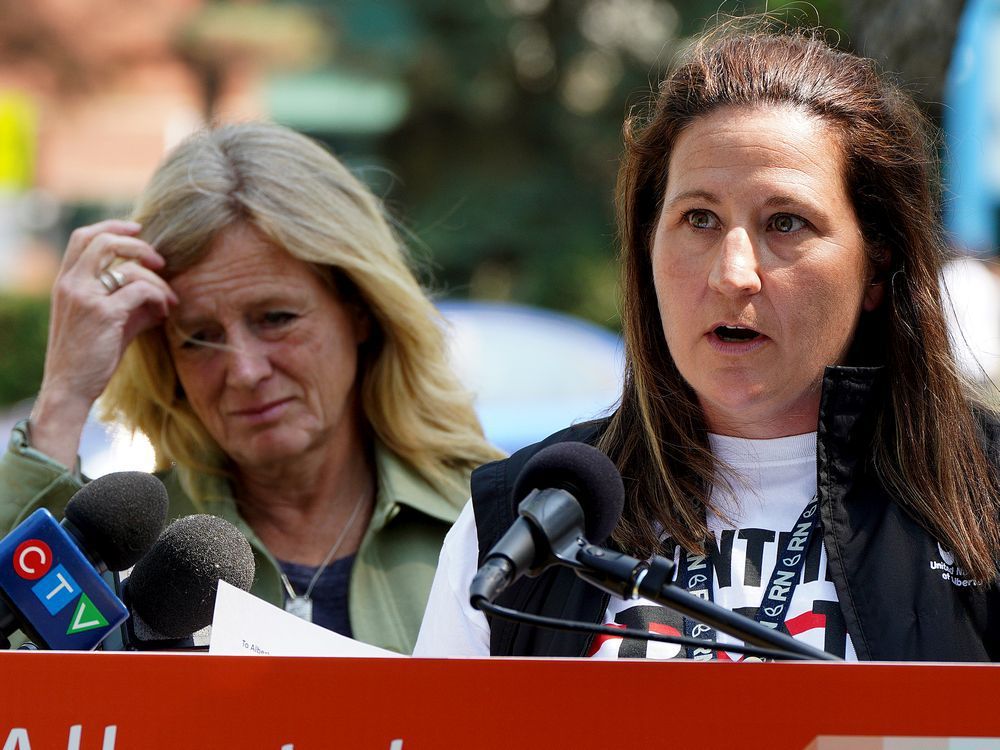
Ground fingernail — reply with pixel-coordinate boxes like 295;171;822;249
124;220;142;230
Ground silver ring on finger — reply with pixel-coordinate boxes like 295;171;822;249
97;267;127;294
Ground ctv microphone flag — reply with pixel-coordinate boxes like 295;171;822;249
0;509;127;650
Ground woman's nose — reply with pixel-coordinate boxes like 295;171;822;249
708;227;762;296
224;335;273;389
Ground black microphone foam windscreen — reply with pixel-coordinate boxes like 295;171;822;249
64;471;169;571
127;514;255;639
512;441;625;544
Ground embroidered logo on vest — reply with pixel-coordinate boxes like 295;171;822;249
930;543;981;588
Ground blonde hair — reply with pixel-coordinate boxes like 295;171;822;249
101;121;502;504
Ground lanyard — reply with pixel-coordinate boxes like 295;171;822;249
674;495;821;659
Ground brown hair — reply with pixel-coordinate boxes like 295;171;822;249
598;24;1000;581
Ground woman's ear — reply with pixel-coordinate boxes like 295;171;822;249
863;247;891;312
330;270;372;346
863;277;885;312
353;306;372;346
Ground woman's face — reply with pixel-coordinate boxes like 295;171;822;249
166;223;369;471
650;105;882;438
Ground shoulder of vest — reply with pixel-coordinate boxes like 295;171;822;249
469;418;612;657
471;418;609;566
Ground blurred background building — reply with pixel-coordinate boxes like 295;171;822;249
0;0;995;465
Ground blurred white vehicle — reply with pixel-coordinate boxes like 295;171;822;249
439;301;623;453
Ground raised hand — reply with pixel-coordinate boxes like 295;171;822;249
29;220;179;467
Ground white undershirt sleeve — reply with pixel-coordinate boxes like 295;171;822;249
413;499;491;657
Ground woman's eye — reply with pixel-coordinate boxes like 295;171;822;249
685;210;718;230
180;330;221;349
260;311;297;327
768;214;806;233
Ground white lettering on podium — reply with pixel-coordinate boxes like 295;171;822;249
2;729;29;750
280;739;404;749
2;726;116;750
66;725;116;750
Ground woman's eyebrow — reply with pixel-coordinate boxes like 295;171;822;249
170;313;210;331
761;194;821;212
663;189;720;208
663;190;825;215
172;294;298;326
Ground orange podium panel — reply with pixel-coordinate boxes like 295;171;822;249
1;653;998;749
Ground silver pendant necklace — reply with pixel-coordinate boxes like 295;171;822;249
280;488;368;623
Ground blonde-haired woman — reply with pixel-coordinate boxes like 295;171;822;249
0;122;501;652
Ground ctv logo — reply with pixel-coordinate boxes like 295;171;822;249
11;539;108;636
13;540;51;580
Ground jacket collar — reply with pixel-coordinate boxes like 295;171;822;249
193;439;465;529
369;441;466;531
819;366;884;438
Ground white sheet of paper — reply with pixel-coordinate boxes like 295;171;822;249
208;580;402;658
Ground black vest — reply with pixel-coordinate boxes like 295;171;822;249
471;367;1000;661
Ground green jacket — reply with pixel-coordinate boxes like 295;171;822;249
0;420;467;654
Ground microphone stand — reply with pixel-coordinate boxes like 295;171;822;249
474;599;813;660
554;539;839;662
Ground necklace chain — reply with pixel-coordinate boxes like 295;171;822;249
279;487;368;604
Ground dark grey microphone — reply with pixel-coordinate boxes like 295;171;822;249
469;442;625;609
109;514;255;651
63;470;169;572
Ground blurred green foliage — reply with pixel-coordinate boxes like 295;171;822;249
0;0;966;413
0;0;879;409
0;295;47;407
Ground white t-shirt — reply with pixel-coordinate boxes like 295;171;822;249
414;432;857;661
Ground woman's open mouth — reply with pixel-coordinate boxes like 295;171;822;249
714;325;761;343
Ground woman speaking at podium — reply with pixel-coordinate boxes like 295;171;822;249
0;122;500;653
416;22;1000;661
